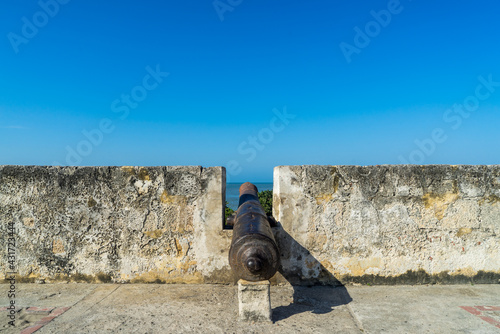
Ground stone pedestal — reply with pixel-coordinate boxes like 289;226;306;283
238;279;272;322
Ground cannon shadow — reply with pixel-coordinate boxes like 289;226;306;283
271;224;352;322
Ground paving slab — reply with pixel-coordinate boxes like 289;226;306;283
1;283;499;333
348;285;500;334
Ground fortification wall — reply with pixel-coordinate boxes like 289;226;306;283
273;165;500;284
1;165;499;285
0;166;231;283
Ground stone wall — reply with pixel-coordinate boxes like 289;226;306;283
0;166;232;283
2;165;499;285
273;165;500;284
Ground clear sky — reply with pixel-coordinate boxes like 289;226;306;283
1;0;499;182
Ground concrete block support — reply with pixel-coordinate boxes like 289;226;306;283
238;279;272;322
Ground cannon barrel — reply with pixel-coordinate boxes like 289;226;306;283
228;182;280;281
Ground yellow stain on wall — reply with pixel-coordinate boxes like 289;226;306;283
88;197;97;207
456;227;472;237
143;229;164;239
121;166;135;175
23;217;35;227
137;167;150;181
52;239;65;254
320;260;334;271
121;166;151;180
160;190;170;203
315;194;333;205
160;190;186;205
453;267;477;276
333;174;339;193
479;194;500;205
346;258;383;276
422;192;459;220
174;238;183;255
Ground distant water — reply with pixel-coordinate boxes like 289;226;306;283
226;183;273;210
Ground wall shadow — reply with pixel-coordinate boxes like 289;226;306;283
271;223;352;322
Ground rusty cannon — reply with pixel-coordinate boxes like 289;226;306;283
228;182;280;281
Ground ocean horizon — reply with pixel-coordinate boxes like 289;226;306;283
226;182;273;210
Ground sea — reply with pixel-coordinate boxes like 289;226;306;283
226;182;273;210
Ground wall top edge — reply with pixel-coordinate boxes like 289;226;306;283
0;165;225;168
274;164;500;168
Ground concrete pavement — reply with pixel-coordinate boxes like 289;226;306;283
1;283;500;333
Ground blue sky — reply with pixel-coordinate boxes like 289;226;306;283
1;0;499;182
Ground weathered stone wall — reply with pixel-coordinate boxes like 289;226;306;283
273;165;500;284
0;166;232;283
2;165;499;285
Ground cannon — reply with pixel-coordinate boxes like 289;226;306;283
228;182;280;281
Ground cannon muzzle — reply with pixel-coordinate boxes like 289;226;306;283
228;182;280;281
